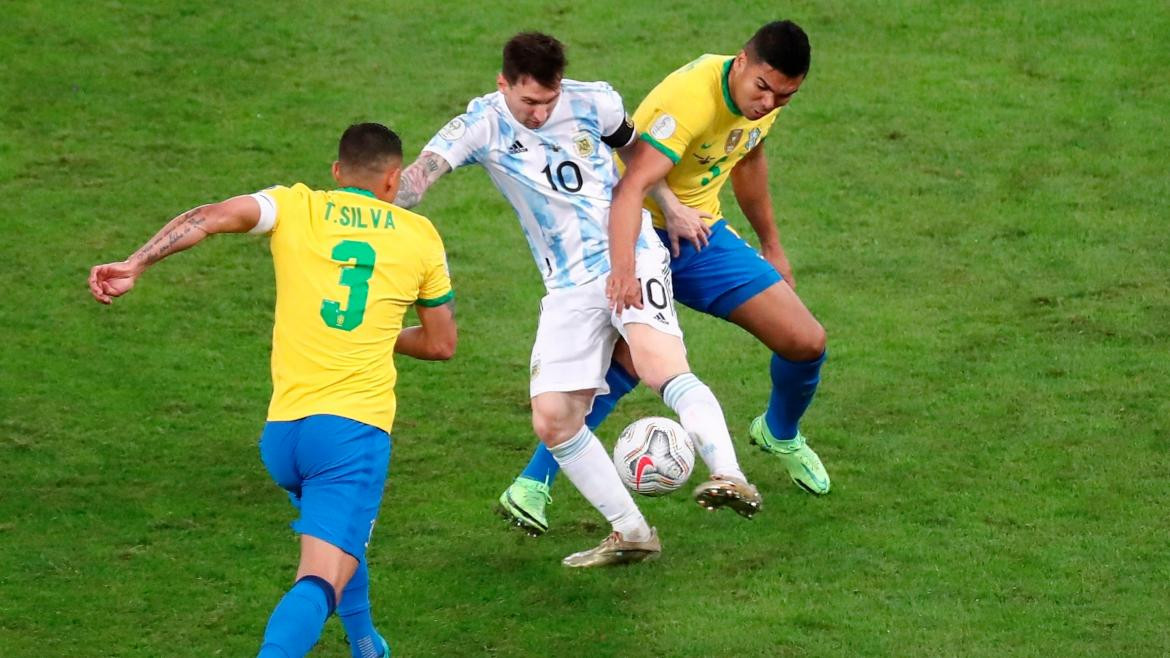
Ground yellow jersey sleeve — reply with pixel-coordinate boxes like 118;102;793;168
636;63;719;165
416;223;454;307
257;184;308;234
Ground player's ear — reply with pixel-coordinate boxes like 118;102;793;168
331;161;343;185
496;73;509;93
382;161;403;201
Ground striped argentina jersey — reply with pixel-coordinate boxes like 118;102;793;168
424;79;652;291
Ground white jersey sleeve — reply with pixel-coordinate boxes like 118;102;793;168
595;85;636;149
423;97;494;170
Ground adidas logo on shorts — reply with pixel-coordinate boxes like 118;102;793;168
508;140;528;154
654;312;667;324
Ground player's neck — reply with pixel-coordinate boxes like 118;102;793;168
336;185;377;198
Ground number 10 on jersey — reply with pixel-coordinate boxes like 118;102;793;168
541;161;583;193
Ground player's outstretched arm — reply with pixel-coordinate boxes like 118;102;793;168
88;195;262;304
617;143;711;257
394;151;452;209
394;302;457;361
730;143;794;287
607;140;675;313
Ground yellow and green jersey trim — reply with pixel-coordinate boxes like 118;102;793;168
639;57;741;165
720;58;743;116
417;290;454;307
640;132;681;164
336;186;377;198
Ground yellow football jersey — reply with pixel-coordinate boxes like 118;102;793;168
633;54;781;227
257;184;452;434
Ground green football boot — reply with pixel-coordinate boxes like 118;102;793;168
497;476;552;536
748;416;831;495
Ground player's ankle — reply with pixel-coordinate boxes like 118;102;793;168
621;524;653;543
713;468;746;482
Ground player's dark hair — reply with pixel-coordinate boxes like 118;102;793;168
502;32;567;88
745;20;811;78
338;122;403;171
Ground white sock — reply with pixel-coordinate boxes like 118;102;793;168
662;373;745;481
549;426;651;541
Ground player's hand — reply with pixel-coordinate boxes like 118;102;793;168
606;269;643;314
88;260;141;304
761;245;795;289
662;203;713;257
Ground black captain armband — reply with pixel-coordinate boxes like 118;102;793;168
602;116;636;149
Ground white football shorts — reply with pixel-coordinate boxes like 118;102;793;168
529;241;684;398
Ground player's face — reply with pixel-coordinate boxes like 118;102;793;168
731;53;805;120
497;73;561;129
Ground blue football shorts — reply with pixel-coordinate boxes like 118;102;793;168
657;219;783;319
259;414;391;561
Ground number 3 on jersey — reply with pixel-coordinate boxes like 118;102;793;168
321;240;375;331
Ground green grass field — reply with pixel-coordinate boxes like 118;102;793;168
3;1;1169;655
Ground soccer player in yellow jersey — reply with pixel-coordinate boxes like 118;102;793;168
88;123;455;658
608;20;832;496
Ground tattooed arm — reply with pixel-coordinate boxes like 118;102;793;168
394;151;452;209
88;195;261;304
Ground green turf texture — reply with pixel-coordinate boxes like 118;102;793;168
2;1;1168;655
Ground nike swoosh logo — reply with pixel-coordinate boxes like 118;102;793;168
635;456;655;488
700;143;712;149
799;464;828;491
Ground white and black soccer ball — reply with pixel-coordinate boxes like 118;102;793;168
613;417;696;496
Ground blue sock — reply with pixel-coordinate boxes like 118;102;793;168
519;361;639;486
339;560;388;658
258;575;336;658
764;351;826;441
518;441;561;485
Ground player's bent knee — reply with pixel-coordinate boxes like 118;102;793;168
790;320;828;358
629;351;688;393
786;322;827;362
637;367;686;395
806;322;827;357
296;534;358;601
295;575;338;616
532;417;579;447
530;407;575;446
530;391;593;446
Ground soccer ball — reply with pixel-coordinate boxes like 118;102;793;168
613;417;696;496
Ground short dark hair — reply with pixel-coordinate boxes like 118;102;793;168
502;32;567;88
338;123;402;172
745;20;811;78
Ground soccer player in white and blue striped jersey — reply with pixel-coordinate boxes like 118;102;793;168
395;33;761;567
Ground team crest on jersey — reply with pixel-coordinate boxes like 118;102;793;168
724;129;743;153
746;128;761;151
650;114;677;140
530;359;541;380
438;118;466;141
572;131;594;157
